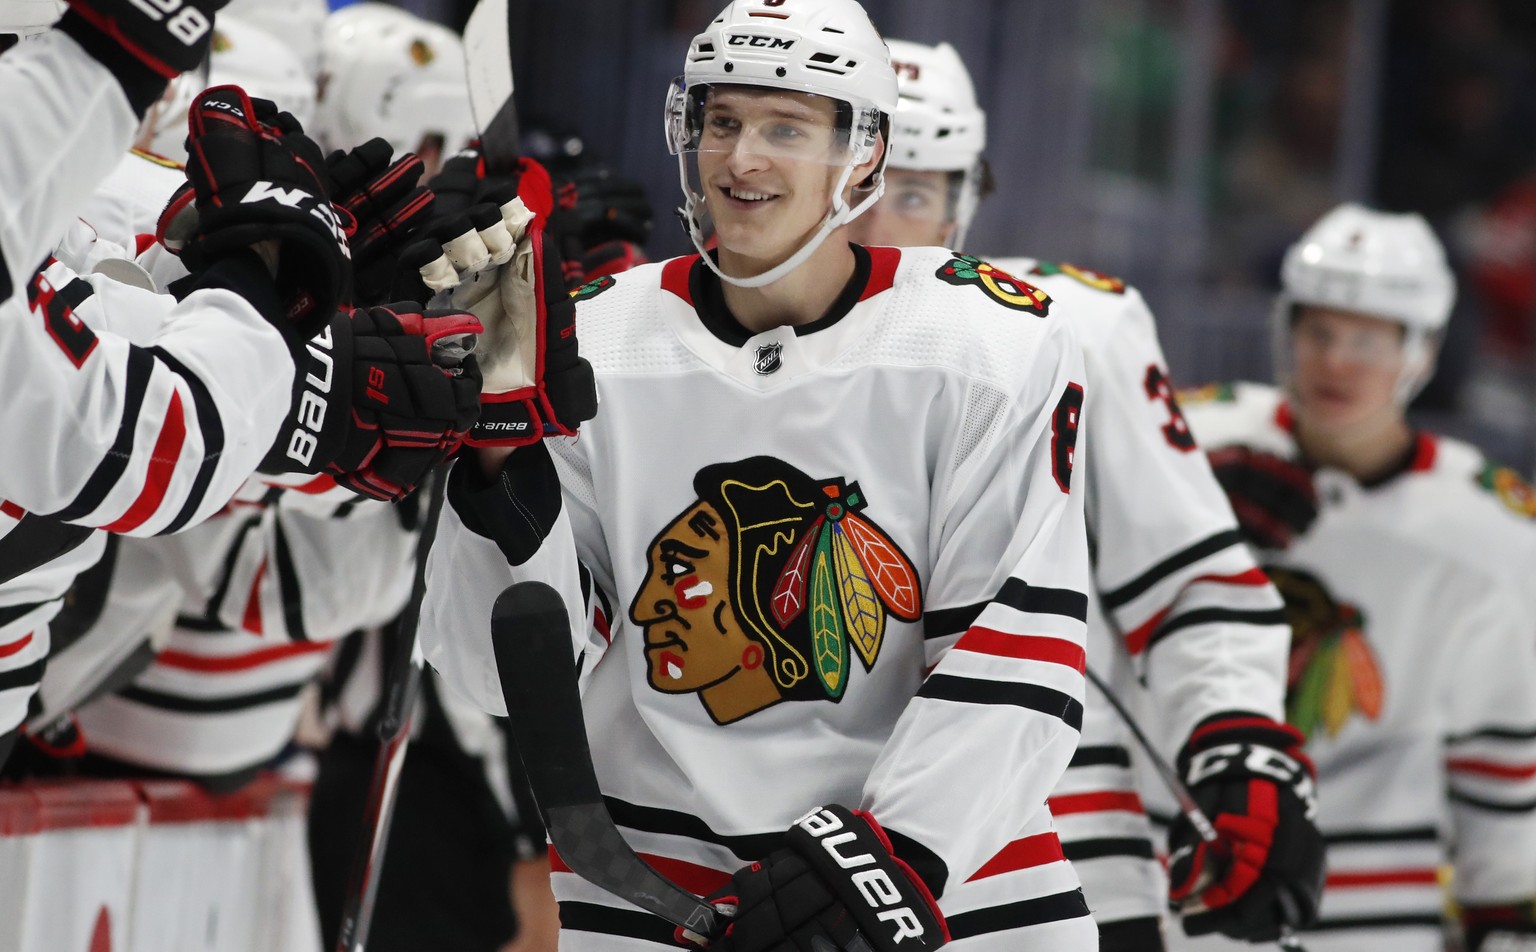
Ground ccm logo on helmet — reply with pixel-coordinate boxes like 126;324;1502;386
793;808;928;944
728;33;795;49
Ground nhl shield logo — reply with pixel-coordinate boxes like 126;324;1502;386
753;342;783;375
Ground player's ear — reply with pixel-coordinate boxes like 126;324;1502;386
853;131;886;190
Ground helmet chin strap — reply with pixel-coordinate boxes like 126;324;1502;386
679;159;879;289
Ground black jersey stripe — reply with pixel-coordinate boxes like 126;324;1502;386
1100;529;1245;610
1449;789;1536;814
923;581;1088;642
175;514;262;630
603;795;783;861
271;517;310;641
946;889;1092;939
1143;607;1288;654
117;681;308;714
919;675;1084;731
924;601;987;640
147;347;225;535
0;658;46;693
558;902;677;945
1323;825;1439;845
50;346;155;522
1061;837;1156;863
1446;725;1536;744
1068;744;1132;769
0;599;52;629
1307;913;1442;932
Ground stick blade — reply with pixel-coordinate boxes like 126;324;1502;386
463;0;520;170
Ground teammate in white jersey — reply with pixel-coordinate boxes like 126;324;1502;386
1162;204;1536;952
419;1;1098;948
846;38;1323;950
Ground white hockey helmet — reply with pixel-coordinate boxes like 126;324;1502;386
1277;203;1456;401
665;0;899;288
0;0;63;37
883;38;987;248
223;0;329;80
144;15;318;162
314;3;475;157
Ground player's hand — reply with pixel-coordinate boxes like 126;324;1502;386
325;138;437;307
685;805;948;952
159;86;352;339
1167;715;1326;942
407;162;597;448
1462;904;1536;951
60;0;229;93
548;163;653;281
1207;445;1319;551
262;304;483;502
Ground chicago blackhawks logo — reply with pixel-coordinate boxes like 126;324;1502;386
630;457;922;725
1029;260;1127;295
570;275;616;302
1477;463;1536;519
1271;566;1383;741
936;255;1051;315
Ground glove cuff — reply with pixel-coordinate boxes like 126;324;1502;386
1179;712;1310;776
58;9;170;114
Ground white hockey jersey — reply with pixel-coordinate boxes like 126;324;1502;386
422;246;1098;948
989;258;1288;932
76;148;185;256
1159;382;1536;952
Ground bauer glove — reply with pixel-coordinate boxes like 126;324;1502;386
1207;445;1319;551
262;304;483;502
1167;714;1326;942
686;805;948;952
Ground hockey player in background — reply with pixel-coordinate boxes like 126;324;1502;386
420;0;1099;948
1165;204;1536;952
846;39;1325;950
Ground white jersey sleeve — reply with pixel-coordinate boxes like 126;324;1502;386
0;255;293;540
0;31;139;303
862;311;1091;886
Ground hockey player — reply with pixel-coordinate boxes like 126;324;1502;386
419;1;1099;948
313;3;475;181
1165;204;1536;952
847;39;1323;950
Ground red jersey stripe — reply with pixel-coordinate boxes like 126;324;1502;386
1447;758;1536;780
549;846;731;897
0;632;34;659
1123;568;1273;655
1049;790;1146;816
0;500;23;520
954;627;1086;672
101;390;188;533
966;832;1067;882
242;561;266;635
155;641;331;673
1325;869;1440;889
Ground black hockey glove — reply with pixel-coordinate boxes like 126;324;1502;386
1463;903;1536;952
262;304;483;502
325;138;437;307
1167;714;1326;942
407;156;597;447
548;163;653;281
690;805;948;952
1207;445;1319;551
161;86;352;340
59;0;229;114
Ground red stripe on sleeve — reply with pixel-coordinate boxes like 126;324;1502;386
1122;568;1273;656
155;641;331;673
549;846;731;897
0;632;35;659
0;500;24;520
1048;790;1146;816
1325;869;1440;889
1447;758;1536;780
242;561;267;635
965;833;1066;882
953;626;1086;672
101;390;188;533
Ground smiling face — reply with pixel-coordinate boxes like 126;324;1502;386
1288;305;1408;433
694;86;874;269
846;167;956;248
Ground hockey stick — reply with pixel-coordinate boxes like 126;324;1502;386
332;3;524;949
490;580;723;939
1086;666;1307;952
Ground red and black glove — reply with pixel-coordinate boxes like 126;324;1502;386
160;85;352;340
691;805;948;952
324;138;437;307
262;304;483;502
548;162;653;282
1207;445;1319;551
59;0;229;114
1463;903;1536;952
1167;714;1326;942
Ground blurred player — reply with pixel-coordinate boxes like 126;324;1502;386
848;38;1323;950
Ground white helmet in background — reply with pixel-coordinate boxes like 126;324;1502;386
884;38;987;248
143;15;318;162
314;3;475;157
1278;203;1456;401
665;0;898;288
223;0;329;80
0;0;62;36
